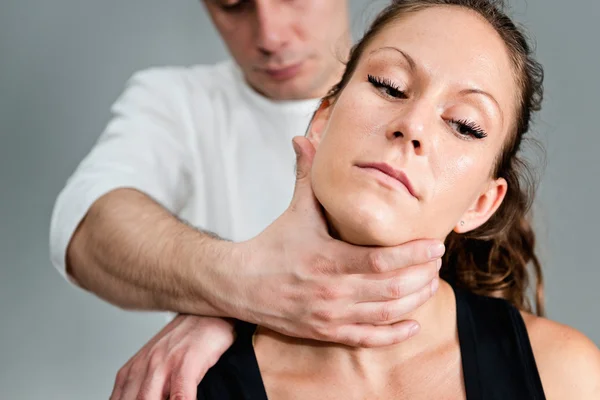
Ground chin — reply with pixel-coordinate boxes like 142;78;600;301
322;194;412;247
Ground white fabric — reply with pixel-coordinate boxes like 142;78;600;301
49;60;320;286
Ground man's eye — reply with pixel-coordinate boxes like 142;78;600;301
218;0;251;12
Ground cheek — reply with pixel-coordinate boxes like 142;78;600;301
430;153;490;217
212;19;253;60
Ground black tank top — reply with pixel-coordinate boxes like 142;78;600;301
197;286;546;399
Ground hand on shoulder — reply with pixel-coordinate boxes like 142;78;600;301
522;312;600;399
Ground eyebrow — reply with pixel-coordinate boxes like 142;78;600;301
370;46;503;122
369;46;417;72
459;88;503;121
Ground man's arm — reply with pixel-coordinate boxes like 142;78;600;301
107;137;446;400
66;187;232;316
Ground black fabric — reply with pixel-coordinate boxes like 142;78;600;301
197;287;546;399
454;287;546;399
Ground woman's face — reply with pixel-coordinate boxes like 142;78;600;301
310;6;518;246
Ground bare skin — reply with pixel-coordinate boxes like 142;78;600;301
104;146;442;400
103;2;598;399
54;2;448;400
246;6;600;399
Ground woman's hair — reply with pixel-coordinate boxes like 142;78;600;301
321;0;545;315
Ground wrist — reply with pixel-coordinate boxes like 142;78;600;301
185;232;248;318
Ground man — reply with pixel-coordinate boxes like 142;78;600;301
49;1;445;399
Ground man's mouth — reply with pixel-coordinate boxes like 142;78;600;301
260;62;304;81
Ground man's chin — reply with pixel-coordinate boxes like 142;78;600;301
246;69;325;101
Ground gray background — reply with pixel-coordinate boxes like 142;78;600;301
1;0;598;399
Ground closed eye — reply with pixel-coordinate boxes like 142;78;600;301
448;118;488;139
368;75;407;99
217;0;251;12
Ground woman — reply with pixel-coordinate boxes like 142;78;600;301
196;0;600;398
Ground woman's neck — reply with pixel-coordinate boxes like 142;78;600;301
254;280;458;388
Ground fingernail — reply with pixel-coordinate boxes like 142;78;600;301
410;324;420;337
431;277;439;295
437;258;442;271
429;243;445;259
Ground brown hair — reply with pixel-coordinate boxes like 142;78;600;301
321;0;545;315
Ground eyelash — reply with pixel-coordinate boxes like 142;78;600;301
368;74;406;99
219;0;250;12
367;74;488;140
448;119;488;139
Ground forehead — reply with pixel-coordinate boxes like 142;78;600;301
364;6;517;109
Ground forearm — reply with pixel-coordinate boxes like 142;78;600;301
66;188;237;316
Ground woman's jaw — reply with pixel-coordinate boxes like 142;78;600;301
307;6;516;247
256;4;521;384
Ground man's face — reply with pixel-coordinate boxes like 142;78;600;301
204;0;350;100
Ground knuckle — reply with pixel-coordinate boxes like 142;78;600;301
403;245;423;266
114;367;128;387
336;333;354;346
378;303;393;322
170;393;187;400
389;279;405;299
314;283;340;301
136;391;150;400
170;375;188;398
147;352;164;372
312;307;334;322
368;251;386;273
421;283;434;300
127;361;145;379
312;323;333;340
354;334;369;347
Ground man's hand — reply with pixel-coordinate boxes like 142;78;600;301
203;136;444;348
109;314;234;400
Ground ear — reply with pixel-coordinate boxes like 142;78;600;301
306;98;333;147
454;178;508;233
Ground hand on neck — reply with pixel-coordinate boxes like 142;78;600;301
254;211;457;388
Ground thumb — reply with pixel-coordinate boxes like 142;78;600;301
291;136;317;203
292;135;316;185
289;136;325;223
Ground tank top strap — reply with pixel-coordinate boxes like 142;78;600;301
453;286;546;399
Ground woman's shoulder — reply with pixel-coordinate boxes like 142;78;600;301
521;311;600;399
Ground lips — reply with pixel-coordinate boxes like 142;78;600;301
356;162;417;198
260;62;304;81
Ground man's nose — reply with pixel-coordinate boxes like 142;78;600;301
255;2;290;56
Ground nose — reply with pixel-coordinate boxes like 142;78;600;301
255;1;290;55
386;101;431;156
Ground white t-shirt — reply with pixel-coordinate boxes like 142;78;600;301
49;60;321;284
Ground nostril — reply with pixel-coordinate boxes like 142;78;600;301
412;140;421;149
393;131;403;138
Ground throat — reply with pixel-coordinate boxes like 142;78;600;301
253;281;458;391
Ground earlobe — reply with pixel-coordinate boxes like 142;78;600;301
454;178;508;233
307;98;333;145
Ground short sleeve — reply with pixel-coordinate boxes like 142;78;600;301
49;68;194;285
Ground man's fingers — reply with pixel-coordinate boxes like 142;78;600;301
335;239;445;274
289;136;321;215
110;363;130;400
292;136;316;184
334;320;421;348
136;364;169;400
347;278;439;325
117;367;146;400
354;261;440;302
169;359;201;400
